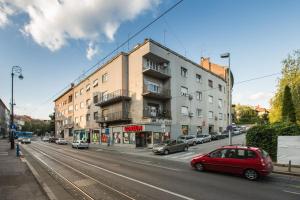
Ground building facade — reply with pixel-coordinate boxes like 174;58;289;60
54;39;232;148
0;99;10;138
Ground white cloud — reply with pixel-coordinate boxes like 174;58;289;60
0;0;160;58
86;42;98;60
249;92;273;101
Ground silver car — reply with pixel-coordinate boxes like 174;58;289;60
195;134;212;144
177;135;197;146
72;140;89;149
56;138;68;145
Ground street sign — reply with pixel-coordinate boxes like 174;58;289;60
11;124;16;130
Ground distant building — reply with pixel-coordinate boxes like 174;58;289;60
255;105;269;117
14;115;33;130
0;99;10;138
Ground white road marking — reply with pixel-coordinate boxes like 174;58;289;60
129;160;181;171
32;143;195;200
283;190;300;195
0;152;8;156
168;152;194;159
180;154;202;160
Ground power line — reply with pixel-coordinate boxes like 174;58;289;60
235;72;281;85
42;0;184;105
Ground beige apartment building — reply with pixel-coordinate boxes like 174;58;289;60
54;38;232;148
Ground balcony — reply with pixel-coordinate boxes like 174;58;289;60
143;108;171;119
143;64;170;80
142;85;171;100
63;122;74;129
95;89;131;107
96;111;131;124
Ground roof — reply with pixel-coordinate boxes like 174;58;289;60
222;145;260;151
54;38;231;102
0;99;9;111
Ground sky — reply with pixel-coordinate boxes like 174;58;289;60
1;0;300;120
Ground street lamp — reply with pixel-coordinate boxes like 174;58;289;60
10;66;24;149
220;53;232;145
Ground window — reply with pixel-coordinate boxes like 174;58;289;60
75;92;79;98
181;67;187;77
247;150;257;158
86;114;91;122
80;102;84;109
147;82;159;93
102;73;108;83
93;112;98;120
93;79;98;87
218;84;222;92
196;91;202;100
86;99;91;109
219;113;223;120
196;74;202;83
208;95;213;104
210;149;227;158
181;86;188;96
219;127;223;132
75;117;79;124
68;105;73;111
80;88;84;95
68;95;73;103
196;109;202;117
86;84;90;92
218;99;222;108
197;126;202;134
93;95;98;104
208;111;213;119
80;116;84;122
181;106;189;116
75;104;78;111
208;79;213;88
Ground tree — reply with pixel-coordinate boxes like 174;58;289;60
48;112;55;136
234;104;259;124
282;85;296;123
269;50;300;124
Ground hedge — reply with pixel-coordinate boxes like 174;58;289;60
246;123;300;161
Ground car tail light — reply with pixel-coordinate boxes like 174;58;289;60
260;158;266;166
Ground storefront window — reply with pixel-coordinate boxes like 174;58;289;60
92;130;100;143
101;133;108;143
153;132;163;144
123;132;135;144
113;132;121;144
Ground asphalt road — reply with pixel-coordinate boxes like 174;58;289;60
21;141;300;200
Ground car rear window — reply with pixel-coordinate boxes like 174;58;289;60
259;149;269;158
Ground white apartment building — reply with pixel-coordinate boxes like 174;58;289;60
54;38;232;148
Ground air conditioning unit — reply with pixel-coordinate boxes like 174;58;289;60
189;112;194;117
188;94;193;100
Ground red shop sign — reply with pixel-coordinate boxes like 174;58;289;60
124;125;143;132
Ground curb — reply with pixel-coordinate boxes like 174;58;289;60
20;148;57;200
272;170;300;177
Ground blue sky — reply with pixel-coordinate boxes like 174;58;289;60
1;0;300;119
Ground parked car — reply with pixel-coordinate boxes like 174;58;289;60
42;136;49;142
177;135;197;146
195;134;212;144
21;138;31;144
72;140;89;149
233;128;241;135
49;137;58;143
56;138;68;145
210;132;220;140
190;145;273;180
153;139;189;155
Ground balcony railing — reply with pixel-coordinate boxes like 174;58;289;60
97;111;131;123
142;85;171;100
143;64;170;79
95;89;131;107
143;108;171;119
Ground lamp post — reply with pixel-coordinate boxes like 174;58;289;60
10;66;24;149
220;53;232;145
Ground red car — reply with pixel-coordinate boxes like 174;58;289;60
190;145;273;180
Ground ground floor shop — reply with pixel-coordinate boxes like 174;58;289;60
86;124;171;148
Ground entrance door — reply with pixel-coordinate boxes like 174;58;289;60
136;132;147;147
209;125;214;133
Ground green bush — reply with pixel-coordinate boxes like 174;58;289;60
246;123;300;161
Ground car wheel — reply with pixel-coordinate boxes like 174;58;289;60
164;150;169;155
193;141;196;146
184;146;188;151
195;163;204;171
244;169;259;180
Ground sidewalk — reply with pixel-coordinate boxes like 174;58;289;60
89;143;151;153
273;163;300;177
0;139;47;200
